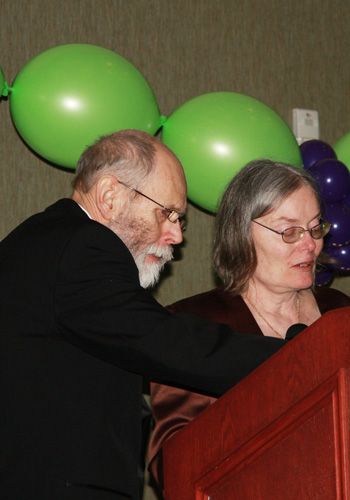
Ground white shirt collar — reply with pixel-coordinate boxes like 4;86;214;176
78;204;92;219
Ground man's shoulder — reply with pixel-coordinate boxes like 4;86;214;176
45;198;95;226
1;198;131;261
11;198;88;233
46;199;133;258
25;198;107;242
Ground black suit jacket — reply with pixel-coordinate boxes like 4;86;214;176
0;199;285;499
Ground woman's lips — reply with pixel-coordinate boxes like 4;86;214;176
293;260;314;270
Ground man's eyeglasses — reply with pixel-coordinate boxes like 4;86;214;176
252;219;331;244
119;181;186;231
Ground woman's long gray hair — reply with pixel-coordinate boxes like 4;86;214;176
214;159;323;295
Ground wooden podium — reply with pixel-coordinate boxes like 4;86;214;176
163;307;350;499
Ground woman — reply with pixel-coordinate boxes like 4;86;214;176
148;159;350;490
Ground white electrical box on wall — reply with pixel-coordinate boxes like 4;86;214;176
292;109;319;144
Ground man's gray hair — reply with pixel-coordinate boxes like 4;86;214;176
72;129;162;193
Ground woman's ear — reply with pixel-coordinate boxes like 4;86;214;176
95;175;125;221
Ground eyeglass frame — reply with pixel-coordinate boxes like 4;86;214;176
252;219;331;244
118;180;186;231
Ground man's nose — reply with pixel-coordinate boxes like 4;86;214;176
163;219;184;245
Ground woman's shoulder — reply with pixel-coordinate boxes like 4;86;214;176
166;288;241;315
166;288;261;334
313;285;350;313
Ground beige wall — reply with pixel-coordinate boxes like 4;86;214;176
1;1;350;498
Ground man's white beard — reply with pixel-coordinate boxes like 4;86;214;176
108;213;174;289
134;243;173;288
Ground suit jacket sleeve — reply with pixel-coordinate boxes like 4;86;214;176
54;221;285;397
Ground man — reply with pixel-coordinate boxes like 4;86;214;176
0;130;285;499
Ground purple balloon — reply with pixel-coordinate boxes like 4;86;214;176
327;244;350;272
343;188;350;208
323;203;350;247
300;139;337;169
309;159;350;203
315;270;334;286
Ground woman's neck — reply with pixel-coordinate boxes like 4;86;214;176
243;283;312;339
245;283;300;314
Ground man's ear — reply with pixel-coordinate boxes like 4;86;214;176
95;175;125;221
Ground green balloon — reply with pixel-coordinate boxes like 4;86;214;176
162;92;302;213
334;131;350;171
10;44;160;168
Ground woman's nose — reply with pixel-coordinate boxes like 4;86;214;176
301;229;317;250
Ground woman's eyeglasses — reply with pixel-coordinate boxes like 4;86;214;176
252;219;331;244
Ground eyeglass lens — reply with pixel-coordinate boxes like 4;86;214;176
162;209;186;231
282;221;330;243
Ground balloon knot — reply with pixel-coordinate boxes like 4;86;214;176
1;82;9;97
159;115;167;127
